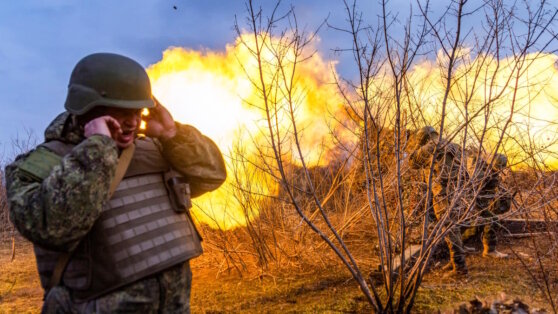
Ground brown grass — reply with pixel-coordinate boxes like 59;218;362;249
1;235;553;313
0;239;42;314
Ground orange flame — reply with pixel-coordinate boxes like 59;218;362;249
147;33;558;229
139;108;149;130
147;33;347;229
402;52;558;169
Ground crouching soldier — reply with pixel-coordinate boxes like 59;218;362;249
408;126;469;277
463;151;511;258
5;53;227;313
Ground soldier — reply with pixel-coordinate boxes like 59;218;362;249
408;126;469;276
463;151;510;258
5;53;227;313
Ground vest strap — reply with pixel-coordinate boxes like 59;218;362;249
109;144;135;198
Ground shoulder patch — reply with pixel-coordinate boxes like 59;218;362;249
18;148;62;181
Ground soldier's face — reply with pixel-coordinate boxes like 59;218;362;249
104;107;142;148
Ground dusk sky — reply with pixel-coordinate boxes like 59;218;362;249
0;1;553;159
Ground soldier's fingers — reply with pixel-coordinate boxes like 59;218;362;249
153;96;161;107
147;107;160;118
150;97;162;115
104;116;122;134
145;100;161;119
153;96;168;111
151;97;171;116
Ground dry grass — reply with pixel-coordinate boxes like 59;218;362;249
416;245;551;312
0;160;555;312
0;235;554;313
0;239;42;314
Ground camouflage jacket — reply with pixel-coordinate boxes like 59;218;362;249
5;112;226;252
467;155;504;213
469;157;500;198
409;140;467;198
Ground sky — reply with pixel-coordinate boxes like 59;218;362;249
0;0;365;159
0;0;555;160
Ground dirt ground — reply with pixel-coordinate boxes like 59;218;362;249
0;236;553;313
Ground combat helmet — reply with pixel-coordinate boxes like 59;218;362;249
493;153;508;170
64;53;155;115
415;126;439;146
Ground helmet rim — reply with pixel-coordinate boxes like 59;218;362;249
64;83;155;115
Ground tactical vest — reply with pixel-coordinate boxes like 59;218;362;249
33;137;203;301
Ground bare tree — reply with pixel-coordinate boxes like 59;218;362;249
233;0;384;307
232;0;557;311
1;128;38;264
335;0;558;311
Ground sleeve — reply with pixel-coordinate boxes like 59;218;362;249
5;135;119;251
159;123;227;198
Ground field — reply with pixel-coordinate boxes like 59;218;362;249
1;162;556;313
1;233;552;313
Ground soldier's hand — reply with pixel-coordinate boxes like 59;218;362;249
84;116;122;140
144;97;177;140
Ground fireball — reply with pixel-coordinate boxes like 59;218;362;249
147;33;558;230
146;34;346;230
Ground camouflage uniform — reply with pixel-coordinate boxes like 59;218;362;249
5;112;226;312
463;152;510;254
42;262;191;313
409;130;468;274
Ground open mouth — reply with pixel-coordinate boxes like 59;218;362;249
119;130;136;143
